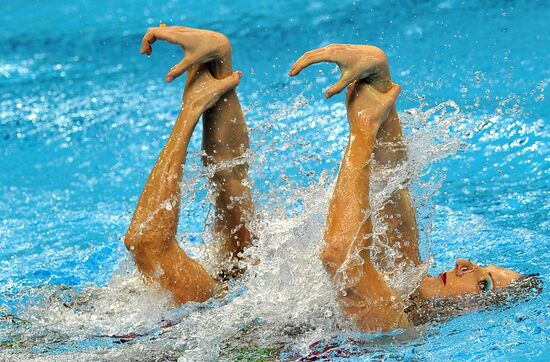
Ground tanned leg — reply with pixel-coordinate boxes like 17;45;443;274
139;25;254;278
321;81;409;331
202;59;254;268
372;108;420;268
290;44;420;270
124;105;219;304
124;57;242;304
290;45;414;331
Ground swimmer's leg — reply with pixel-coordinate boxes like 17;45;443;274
289;44;418;268
291;44;414;331
124;106;218;304
372;108;420;268
124;67;241;303
321;82;410;331
201;54;255;273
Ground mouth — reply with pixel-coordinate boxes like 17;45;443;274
439;272;447;285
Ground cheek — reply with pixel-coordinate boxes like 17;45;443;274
446;277;478;296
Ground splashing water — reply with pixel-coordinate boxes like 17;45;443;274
0;99;466;360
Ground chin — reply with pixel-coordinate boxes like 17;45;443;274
417;275;442;299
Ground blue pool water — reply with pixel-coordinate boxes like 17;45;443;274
1;0;548;360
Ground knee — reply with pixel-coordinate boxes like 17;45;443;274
320;245;346;276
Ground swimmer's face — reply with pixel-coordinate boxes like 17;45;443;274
418;258;521;299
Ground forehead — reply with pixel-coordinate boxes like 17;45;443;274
484;265;518;288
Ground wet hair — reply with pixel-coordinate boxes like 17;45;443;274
404;274;543;325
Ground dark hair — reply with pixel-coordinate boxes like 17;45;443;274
404;274;543;325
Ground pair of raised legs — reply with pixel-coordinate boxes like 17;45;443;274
125;27;420;330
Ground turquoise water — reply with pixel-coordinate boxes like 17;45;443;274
1;0;548;360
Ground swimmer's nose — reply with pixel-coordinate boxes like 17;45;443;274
455;258;475;276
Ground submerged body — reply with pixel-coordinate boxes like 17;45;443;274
125;25;524;332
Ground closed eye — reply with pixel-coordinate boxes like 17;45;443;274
478;279;488;291
478;274;493;292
